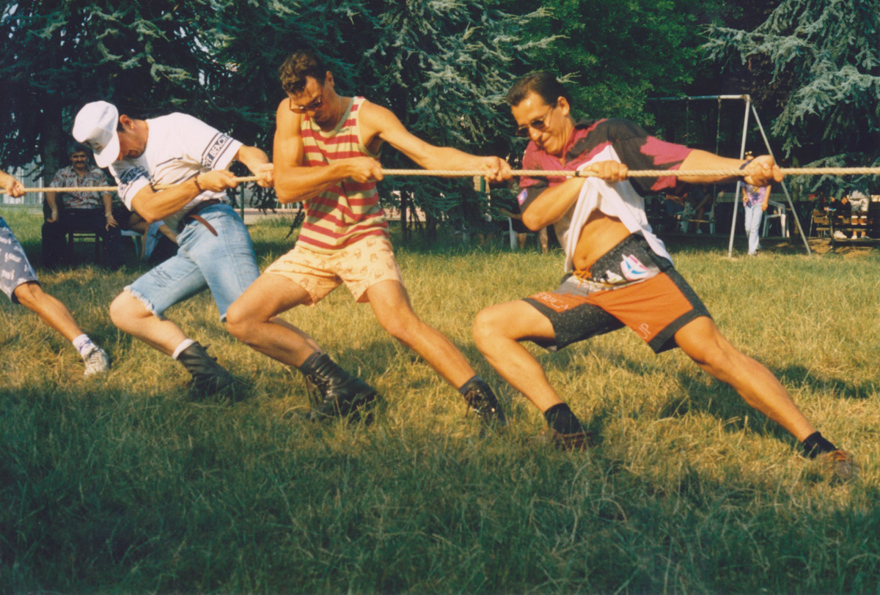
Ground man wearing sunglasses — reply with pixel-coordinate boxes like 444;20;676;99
470;71;856;480
226;49;510;425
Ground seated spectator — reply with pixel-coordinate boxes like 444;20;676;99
110;204;176;263
690;187;715;234
41;144;125;269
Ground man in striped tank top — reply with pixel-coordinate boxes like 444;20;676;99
227;50;511;425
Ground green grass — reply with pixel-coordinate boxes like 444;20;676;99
2;209;879;593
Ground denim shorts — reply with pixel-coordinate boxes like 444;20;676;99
0;217;39;303
125;203;259;321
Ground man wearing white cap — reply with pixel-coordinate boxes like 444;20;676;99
0;169;110;375
73;101;274;397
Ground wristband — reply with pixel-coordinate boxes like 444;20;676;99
194;175;203;193
740;158;754;170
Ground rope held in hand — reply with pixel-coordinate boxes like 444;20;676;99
4;167;880;194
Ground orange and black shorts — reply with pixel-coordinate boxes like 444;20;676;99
523;235;710;353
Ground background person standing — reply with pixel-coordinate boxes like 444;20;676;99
741;151;770;255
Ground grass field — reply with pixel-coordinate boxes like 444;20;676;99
1;208;879;594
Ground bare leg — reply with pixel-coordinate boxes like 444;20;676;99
13;282;84;342
472;300;561;412
538;227;549;253
108;291;190;355
674;316;816;441
225;274;321;367
367;279;478;389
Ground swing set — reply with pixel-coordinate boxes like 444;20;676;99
648;94;811;256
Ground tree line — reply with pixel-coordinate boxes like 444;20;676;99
1;0;877;224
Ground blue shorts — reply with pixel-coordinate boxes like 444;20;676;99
0;217;40;303
125;204;259;321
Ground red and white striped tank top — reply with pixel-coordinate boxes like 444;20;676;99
298;96;388;252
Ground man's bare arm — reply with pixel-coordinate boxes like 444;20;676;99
677;150;783;187
130;169;238;223
46;190;60;222
272;98;383;204
521;177;585;231
0;170;24;198
361;101;511;183
233;145;274;188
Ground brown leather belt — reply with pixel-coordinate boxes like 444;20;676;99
180;199;222;235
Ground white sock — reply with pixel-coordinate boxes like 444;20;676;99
72;334;96;358
172;339;196;360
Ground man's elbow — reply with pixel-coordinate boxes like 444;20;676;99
275;187;301;204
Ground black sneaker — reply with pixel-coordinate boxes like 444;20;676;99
176;342;236;398
460;378;507;427
302;353;378;421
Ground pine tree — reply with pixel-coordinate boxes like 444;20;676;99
353;0;551;236
0;1;219;175
704;0;880;196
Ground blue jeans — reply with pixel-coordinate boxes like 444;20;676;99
126;203;259;321
744;203;764;255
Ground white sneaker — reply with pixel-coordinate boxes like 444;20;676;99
83;347;111;376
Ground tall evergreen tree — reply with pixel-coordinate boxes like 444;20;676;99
353;0;552;232
704;0;880;196
0;1;222;175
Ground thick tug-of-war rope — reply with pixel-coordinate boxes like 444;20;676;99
4;167;880;194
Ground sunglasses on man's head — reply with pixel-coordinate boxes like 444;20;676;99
515;104;556;137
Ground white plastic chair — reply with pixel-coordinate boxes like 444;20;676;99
762;201;788;237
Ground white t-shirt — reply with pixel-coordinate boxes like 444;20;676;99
110;113;243;231
557;144;672;272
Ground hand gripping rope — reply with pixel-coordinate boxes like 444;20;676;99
4;166;880;194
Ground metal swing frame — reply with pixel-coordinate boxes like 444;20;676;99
648;94;811;256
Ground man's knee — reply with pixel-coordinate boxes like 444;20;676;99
472;307;507;348
677;319;741;373
109;291;147;328
224;301;253;341
12;282;44;310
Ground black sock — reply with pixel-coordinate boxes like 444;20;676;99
802;431;837;459
458;375;486;395
299;352;323;374
544;403;584;435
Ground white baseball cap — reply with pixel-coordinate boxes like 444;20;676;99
73;101;120;168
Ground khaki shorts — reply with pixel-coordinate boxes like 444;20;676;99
263;236;403;304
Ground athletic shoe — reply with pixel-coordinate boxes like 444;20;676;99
460;378;507;427
816;450;859;482
303;353;378;421
83;347;110;376
176;342;236;398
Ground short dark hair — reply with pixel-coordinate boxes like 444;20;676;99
68;143;90;156
506;71;571;108
279;50;328;95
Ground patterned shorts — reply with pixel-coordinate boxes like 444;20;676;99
263;236;404;304
0;217;39;303
523;234;711;353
